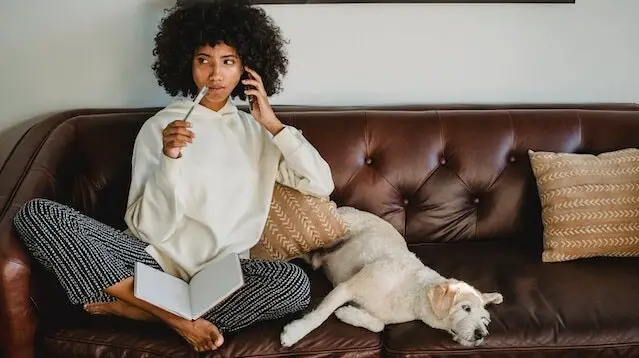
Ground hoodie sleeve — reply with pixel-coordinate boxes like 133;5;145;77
124;119;186;244
270;125;335;197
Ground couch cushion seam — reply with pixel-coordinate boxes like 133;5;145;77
231;342;382;358
46;334;381;358
45;334;185;358
383;341;639;354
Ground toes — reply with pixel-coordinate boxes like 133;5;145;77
210;327;224;347
84;303;104;314
214;334;224;347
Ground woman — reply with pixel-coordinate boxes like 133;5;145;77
13;0;334;353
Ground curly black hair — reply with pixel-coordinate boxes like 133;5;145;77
152;0;289;101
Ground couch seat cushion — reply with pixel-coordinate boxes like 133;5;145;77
40;262;380;358
205;266;381;358
383;242;639;357
44;316;196;358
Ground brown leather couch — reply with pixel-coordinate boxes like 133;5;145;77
1;104;639;358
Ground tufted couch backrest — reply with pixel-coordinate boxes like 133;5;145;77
7;105;639;246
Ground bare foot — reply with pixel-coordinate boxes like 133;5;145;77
172;318;224;352
84;300;157;322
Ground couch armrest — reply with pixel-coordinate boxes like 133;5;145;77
0;110;91;358
0;219;36;358
0;108;159;358
0;113;63;358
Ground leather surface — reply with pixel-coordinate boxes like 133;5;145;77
44;318;197;358
384;243;639;357
203;266;382;358
38;261;381;358
0;109;156;358
1;104;638;358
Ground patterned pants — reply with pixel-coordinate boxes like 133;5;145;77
13;198;311;333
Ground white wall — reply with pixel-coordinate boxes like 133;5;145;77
0;0;637;134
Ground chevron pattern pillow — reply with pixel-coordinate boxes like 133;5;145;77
529;148;639;262
250;183;349;261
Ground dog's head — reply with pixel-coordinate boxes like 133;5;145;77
427;279;502;347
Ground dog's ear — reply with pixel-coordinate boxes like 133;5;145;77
481;292;503;306
427;281;458;320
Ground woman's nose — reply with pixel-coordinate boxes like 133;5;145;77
208;66;222;80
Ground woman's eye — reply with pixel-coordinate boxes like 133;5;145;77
224;59;235;65
198;58;208;64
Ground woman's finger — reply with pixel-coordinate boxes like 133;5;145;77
245;89;266;108
244;89;265;102
242;79;262;89
242;79;267;97
164;127;194;138
164;120;190;134
165;133;193;144
170;120;191;127
165;140;188;148
244;66;262;82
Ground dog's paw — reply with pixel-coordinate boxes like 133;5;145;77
369;320;384;332
335;306;384;332
280;319;309;347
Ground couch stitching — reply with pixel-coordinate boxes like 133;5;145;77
409;111;444;199
336;112;367;200
576;109;584;150
435;112;471;194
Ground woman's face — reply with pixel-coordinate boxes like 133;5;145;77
192;42;243;111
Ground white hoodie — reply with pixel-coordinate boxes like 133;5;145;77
123;99;335;280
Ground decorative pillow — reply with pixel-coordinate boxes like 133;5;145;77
250;183;349;260
529;148;639;262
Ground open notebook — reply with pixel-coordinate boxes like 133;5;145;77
134;253;244;320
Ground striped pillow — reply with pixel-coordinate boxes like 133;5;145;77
250;183;349;261
529;148;639;262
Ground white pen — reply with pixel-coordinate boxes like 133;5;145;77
183;86;209;122
178;86;208;157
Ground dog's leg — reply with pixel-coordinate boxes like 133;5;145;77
334;305;384;332
280;283;353;347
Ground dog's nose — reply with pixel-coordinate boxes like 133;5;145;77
474;329;485;340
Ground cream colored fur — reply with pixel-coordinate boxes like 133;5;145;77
280;206;503;347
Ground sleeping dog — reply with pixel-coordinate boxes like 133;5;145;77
280;206;503;347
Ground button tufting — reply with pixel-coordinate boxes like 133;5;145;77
365;158;373;165
403;199;409;205
473;197;480;204
439;157;447;165
509;155;516;163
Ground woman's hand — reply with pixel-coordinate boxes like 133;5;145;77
242;66;284;135
162;120;194;159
